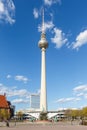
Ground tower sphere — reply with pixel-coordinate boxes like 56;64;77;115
38;33;48;49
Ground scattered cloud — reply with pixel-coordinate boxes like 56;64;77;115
0;84;8;94
43;0;61;6
6;74;12;79
56;97;81;103
76;93;84;97
73;84;87;92
73;84;87;100
8;89;29;97
0;83;30;105
0;0;15;24
0;0;4;12
33;8;39;19
84;94;87;99
37;89;40;94
54;84;87;107
0;83;3;87
72;30;87;50
15;75;29;83
38;20;54;32
51;27;68;48
12;98;29;104
57;107;79;110
0;83;30;97
6;74;29;83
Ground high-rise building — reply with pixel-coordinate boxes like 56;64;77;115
38;9;48;112
30;94;40;110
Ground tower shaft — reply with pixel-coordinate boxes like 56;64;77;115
40;48;47;112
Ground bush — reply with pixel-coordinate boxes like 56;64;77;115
39;112;48;120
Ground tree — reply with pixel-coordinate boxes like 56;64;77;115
0;109;10;120
65;109;72;120
71;110;79;119
39;112;48;120
82;107;87;119
16;111;23;120
65;109;81;120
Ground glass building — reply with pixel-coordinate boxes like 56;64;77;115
30;94;40;110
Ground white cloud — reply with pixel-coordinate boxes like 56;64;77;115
75;97;81;101
0;0;15;24
0;83;30;106
6;74;29;83
84;94;87;99
37;89;40;94
12;99;29;104
15;75;29;83
72;30;87;50
76;93;84;97
56;97;81;103
6;74;12;79
0;84;8;94
0;0;4;12
51;27;68;48
33;8;39;19
73;84;87;100
0;84;30;98
44;0;61;6
73;84;87;92
0;83;3;87
8;89;29;97
38;20;54;32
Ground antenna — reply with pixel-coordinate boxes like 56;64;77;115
42;8;45;34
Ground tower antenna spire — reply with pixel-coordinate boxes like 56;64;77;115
42;8;45;34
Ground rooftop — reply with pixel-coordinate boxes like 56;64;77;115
0;95;9;108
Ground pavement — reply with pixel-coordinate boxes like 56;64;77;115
0;121;87;130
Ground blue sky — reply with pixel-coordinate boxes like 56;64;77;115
0;0;87;111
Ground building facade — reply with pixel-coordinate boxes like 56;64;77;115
0;94;15;120
30;94;40;110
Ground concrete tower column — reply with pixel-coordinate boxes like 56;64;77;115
38;9;48;112
40;47;47;111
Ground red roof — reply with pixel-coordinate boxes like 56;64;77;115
0;95;9;108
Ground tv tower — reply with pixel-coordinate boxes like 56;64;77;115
38;9;48;112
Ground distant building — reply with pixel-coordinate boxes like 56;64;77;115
30;94;40;110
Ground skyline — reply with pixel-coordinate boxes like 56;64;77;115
0;0;87;111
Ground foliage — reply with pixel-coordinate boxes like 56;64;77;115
0;109;10;121
16;111;23;120
65;107;87;120
65;109;72;119
39;112;48;120
71;109;81;119
82;107;87;118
